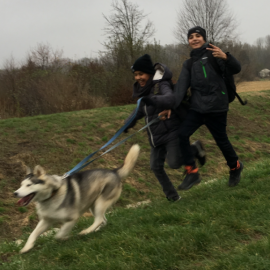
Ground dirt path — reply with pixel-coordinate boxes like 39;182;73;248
237;80;270;93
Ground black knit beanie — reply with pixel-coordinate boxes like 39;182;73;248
131;54;155;74
187;26;207;41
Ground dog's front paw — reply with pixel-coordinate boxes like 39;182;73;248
79;229;90;235
54;234;69;240
20;245;33;254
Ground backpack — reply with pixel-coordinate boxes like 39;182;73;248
186;51;247;105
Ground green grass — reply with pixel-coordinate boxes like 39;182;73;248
17;207;28;214
0;90;270;268
0;159;270;269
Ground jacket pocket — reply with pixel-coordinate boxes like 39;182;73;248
217;81;229;107
152;121;168;135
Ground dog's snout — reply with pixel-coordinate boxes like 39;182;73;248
14;192;18;197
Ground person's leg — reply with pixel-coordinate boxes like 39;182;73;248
204;112;243;186
150;144;180;201
166;137;206;168
178;110;204;190
166;137;184;169
178;110;204;166
204;112;238;167
191;141;206;166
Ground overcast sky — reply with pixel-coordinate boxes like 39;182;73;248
0;0;269;66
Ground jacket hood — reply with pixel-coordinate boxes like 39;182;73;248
152;63;173;82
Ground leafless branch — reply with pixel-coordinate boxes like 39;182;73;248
102;0;155;67
174;0;238;44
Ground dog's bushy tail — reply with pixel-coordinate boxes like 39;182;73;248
117;144;140;179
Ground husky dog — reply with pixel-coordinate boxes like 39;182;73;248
14;144;140;254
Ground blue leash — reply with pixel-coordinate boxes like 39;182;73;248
62;98;160;179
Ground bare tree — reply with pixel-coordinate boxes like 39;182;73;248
28;43;63;70
102;0;155;68
174;0;238;44
256;37;265;49
265;36;270;49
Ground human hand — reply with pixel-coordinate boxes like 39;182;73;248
206;43;227;60
158;109;171;120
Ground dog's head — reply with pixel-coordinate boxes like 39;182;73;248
14;165;61;206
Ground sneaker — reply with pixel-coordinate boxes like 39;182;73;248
167;196;181;202
178;165;201;190
229;161;244;187
192;140;206;166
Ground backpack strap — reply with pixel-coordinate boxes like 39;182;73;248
233;89;248;105
154;82;160;95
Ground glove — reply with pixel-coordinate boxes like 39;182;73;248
143;97;156;107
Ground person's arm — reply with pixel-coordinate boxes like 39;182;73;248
158;61;190;120
223;53;241;75
151;81;175;109
123;104;144;132
173;61;191;109
207;43;241;75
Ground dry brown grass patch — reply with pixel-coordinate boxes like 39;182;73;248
237;80;270;93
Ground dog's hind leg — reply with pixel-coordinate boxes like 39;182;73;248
79;198;112;235
91;207;107;225
103;214;107;224
88;207;106;232
55;220;77;240
20;219;50;254
94;214;108;232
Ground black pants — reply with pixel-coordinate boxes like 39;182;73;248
150;137;197;200
179;110;238;169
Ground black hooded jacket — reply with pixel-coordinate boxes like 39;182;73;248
174;43;241;114
125;63;181;148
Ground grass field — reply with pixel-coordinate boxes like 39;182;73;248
0;88;270;269
0;159;270;270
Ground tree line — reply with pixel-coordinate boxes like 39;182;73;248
0;0;269;118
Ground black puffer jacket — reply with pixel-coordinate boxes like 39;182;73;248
174;43;241;114
125;63;181;148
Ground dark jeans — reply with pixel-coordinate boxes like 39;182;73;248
179;110;238;169
150;137;197;200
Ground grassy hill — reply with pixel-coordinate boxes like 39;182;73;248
0;90;270;269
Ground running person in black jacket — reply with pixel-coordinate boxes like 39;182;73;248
162;26;243;190
124;54;206;202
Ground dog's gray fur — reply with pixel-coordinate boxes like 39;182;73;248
14;144;140;254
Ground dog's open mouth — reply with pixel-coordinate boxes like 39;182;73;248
17;193;36;206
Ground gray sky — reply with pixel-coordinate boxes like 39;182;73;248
0;0;269;66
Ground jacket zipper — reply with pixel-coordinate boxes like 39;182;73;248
201;60;226;96
200;61;207;78
144;105;155;147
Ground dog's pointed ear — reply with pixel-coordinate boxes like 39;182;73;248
33;165;46;177
25;166;32;175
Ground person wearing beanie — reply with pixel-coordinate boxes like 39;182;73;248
187;26;207;42
160;26;243;190
131;54;156;75
124;54;206;202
